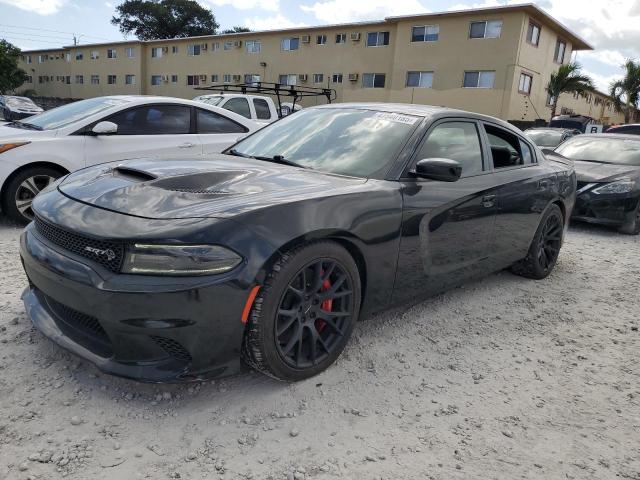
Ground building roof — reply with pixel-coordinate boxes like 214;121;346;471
20;2;592;53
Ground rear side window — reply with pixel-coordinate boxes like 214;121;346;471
519;139;535;164
485;124;527;168
417;121;484;177
253;98;271;120
106;105;191;135
223;98;251;119
196;108;247;134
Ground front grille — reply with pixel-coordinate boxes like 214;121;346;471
34;217;124;273
150;336;192;364
43;292;113;358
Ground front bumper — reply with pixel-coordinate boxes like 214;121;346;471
572;189;640;226
20;223;253;382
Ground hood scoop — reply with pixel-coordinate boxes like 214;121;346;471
114;165;158;181
165;187;232;195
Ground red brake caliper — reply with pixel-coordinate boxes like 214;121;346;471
316;273;332;333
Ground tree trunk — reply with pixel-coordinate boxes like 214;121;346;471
625;99;631;123
550;101;557;122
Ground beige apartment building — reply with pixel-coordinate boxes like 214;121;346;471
17;3;629;124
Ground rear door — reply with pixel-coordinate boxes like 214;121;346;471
83;103;201;165
195;108;251;154
393;119;500;302
481;122;557;266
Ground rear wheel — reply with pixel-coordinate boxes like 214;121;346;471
618;202;640;235
511;204;564;279
243;241;361;381
2;167;62;224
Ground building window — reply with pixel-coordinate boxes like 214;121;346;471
281;37;299;51
108;75;117;85
125;47;135;58
224;41;234;51
279;74;297;86
411;25;439;42
244;74;261;85
332;73;343;84
246;40;261;53
125;74;136;85
151;75;162;86
527;21;541;46
151;47;163;58
65;53;70;62
554;39;566;63
188;44;201;56
362;73;386;88
317;34;327;45
469;20;502;39
222;74;231;83
25;75;33;83
38;54;45;63
90;50;99;60
313;73;324;84
463;70;495;88
518;72;533;94
25;55;32;64
406;71;433;88
107;49;117;59
211;74;219;83
64;76;71;84
75;51;83;60
336;33;346;44
366;31;390;47
75;75;84;84
213;42;220;51
186;75;200;86
171;74;178;84
172;46;178;54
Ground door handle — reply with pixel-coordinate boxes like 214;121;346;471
481;194;496;208
179;142;195;148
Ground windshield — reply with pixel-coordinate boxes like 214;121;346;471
525;130;564;147
6;97;37;108
229;108;420;177
15;97;130;130
555;136;640;166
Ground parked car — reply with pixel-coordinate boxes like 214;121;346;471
20;104;576;382
605;124;640;135
552;133;640;234
549;114;594;133
1;96;43;121
524;127;579;148
193;93;279;124
0;95;259;223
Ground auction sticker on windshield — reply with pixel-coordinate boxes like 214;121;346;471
372;112;419;125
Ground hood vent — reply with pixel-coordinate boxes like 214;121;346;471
113;166;158;181
167;188;231;195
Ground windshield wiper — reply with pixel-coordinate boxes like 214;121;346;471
227;148;252;158
228;149;308;169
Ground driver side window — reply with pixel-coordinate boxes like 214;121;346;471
417;121;484;177
484;124;526;169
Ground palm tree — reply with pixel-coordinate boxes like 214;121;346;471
610;59;640;123
546;62;594;120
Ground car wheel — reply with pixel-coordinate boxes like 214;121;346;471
618;202;640;235
243;241;361;381
510;204;564;280
3;109;11;121
2;167;62;224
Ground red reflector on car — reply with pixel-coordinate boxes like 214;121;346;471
241;286;261;324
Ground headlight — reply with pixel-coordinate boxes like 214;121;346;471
592;181;634;195
0;142;30;154
122;244;242;276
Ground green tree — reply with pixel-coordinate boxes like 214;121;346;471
222;26;251;34
0;40;28;95
610;59;640;123
546;62;594;120
111;0;219;40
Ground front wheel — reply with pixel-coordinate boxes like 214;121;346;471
2;167;62;224
511;204;564;279
618;202;640;235
242;241;361;381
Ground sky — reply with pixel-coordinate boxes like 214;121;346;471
1;0;639;93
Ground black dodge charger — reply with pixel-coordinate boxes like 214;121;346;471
20;104;576;382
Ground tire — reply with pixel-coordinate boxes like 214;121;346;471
3;109;11;121
618;201;640;235
511;204;564;280
2;167;62;224
242;241;361;381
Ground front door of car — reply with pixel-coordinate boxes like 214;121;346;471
392;119;501;303
83;104;202;166
195;107;252;155
481;122;558;267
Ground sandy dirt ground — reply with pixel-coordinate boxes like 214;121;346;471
0;218;638;480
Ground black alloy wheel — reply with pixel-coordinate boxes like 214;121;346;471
275;259;354;369
536;212;563;271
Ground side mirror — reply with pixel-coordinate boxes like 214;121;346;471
411;158;462;182
91;121;118;135
540;147;555;155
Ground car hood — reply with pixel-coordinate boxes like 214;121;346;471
574;160;640;182
57;155;367;219
0;124;57;141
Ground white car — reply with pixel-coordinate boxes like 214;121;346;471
0;95;259;223
1;96;44;121
193;94;280;124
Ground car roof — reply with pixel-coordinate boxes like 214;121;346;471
525;127;573;132
312;102;521;133
608;124;640;128
575;133;640;141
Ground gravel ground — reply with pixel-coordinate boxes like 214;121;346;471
0;218;638;480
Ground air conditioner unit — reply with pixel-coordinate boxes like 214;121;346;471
199;74;207;81
161;75;169;82
350;32;361;41
201;43;208;50
301;35;311;43
162;47;169;53
299;74;308;81
348;73;358;81
233;40;242;48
